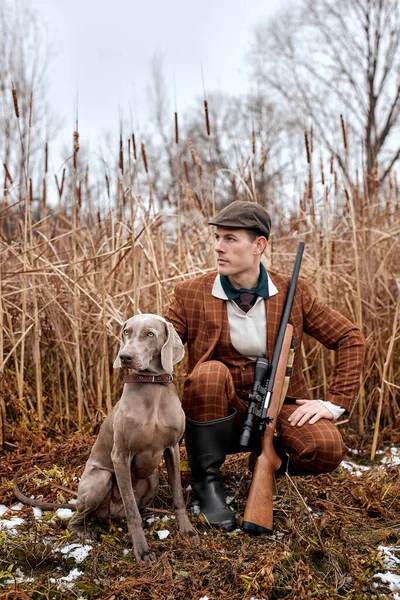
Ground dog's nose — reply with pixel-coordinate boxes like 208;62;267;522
119;353;131;364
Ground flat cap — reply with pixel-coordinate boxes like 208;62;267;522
208;201;271;239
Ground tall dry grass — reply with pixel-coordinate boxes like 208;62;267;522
0;101;399;457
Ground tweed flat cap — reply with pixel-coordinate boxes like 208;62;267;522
208;201;271;239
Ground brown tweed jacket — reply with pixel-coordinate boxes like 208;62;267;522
166;270;366;412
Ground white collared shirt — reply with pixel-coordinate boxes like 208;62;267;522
211;273;345;420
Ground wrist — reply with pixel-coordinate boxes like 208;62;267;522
317;399;345;420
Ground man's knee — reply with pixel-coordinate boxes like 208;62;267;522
189;360;231;383
293;431;347;474
183;361;234;421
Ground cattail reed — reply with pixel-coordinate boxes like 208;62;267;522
204;100;210;136
73;130;79;170
175;112;179;144
340;114;347;149
304;131;311;164
132;133;137;160
184;160;190;184
12;86;19;118
119;135;124;174
3;163;13;184
141;142;148;173
260;146;265;173
28;91;33;128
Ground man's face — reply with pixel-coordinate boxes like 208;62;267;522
213;227;265;279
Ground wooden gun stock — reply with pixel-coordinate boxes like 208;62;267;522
242;324;293;535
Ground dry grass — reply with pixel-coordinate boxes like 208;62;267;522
0;139;398;437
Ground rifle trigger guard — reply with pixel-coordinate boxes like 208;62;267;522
274;421;282;438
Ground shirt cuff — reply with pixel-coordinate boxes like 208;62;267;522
317;400;345;420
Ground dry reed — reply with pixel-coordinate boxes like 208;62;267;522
0;111;399;456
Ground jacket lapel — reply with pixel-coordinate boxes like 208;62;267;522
265;273;286;361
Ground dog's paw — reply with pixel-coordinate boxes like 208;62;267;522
137;549;156;565
186;527;200;547
179;523;200;546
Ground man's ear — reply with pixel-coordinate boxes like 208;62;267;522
160;321;185;373
255;236;267;255
113;321;126;369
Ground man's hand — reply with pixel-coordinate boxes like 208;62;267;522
288;399;333;427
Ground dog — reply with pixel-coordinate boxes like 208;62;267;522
67;314;199;564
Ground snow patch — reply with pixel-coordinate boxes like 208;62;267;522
157;529;170;540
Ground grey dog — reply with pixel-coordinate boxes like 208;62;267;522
67;314;199;564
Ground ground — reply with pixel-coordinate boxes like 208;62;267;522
0;423;399;600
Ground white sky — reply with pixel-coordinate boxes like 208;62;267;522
29;0;284;163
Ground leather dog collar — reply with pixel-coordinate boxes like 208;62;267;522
123;374;173;384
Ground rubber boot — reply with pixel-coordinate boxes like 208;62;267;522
185;408;237;532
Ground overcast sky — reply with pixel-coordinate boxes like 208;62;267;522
29;0;284;164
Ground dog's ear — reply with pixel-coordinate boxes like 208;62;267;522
113;321;126;369
161;321;185;373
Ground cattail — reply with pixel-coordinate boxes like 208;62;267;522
340;114;347;150
252;125;256;155
44;142;48;173
29;178;33;204
28;91;33;128
233;178;238;201
3;163;13;184
188;137;196;166
308;169;313;200
204;100;210;136
12;87;19;118
119;135;124;174
42;178;46;209
73;131;79;170
304;132;311;164
141;143;148;173
175;112;179;144
330;154;334;174
320;156;325;185
183;160;190;184
260;146;265;173
105;173;110;199
132;134;137;160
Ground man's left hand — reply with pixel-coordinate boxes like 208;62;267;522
288;399;333;427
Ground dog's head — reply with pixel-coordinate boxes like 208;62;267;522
113;314;184;374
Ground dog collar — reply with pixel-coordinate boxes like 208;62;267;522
123;374;173;384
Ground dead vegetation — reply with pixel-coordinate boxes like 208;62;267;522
0;421;399;599
0;86;399;597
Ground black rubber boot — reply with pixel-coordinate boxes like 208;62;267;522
185;408;237;532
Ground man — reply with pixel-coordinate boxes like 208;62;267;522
166;201;366;532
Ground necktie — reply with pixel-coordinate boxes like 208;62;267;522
237;292;257;313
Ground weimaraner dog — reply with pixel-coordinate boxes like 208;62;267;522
68;314;199;564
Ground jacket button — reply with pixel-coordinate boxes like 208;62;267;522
241;366;246;371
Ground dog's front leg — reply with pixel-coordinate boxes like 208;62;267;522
112;449;155;564
163;445;200;546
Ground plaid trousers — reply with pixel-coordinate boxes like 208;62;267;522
183;307;347;475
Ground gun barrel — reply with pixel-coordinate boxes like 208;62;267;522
266;242;304;394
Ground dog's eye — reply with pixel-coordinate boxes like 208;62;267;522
147;331;155;337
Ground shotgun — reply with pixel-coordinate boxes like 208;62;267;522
240;241;305;534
